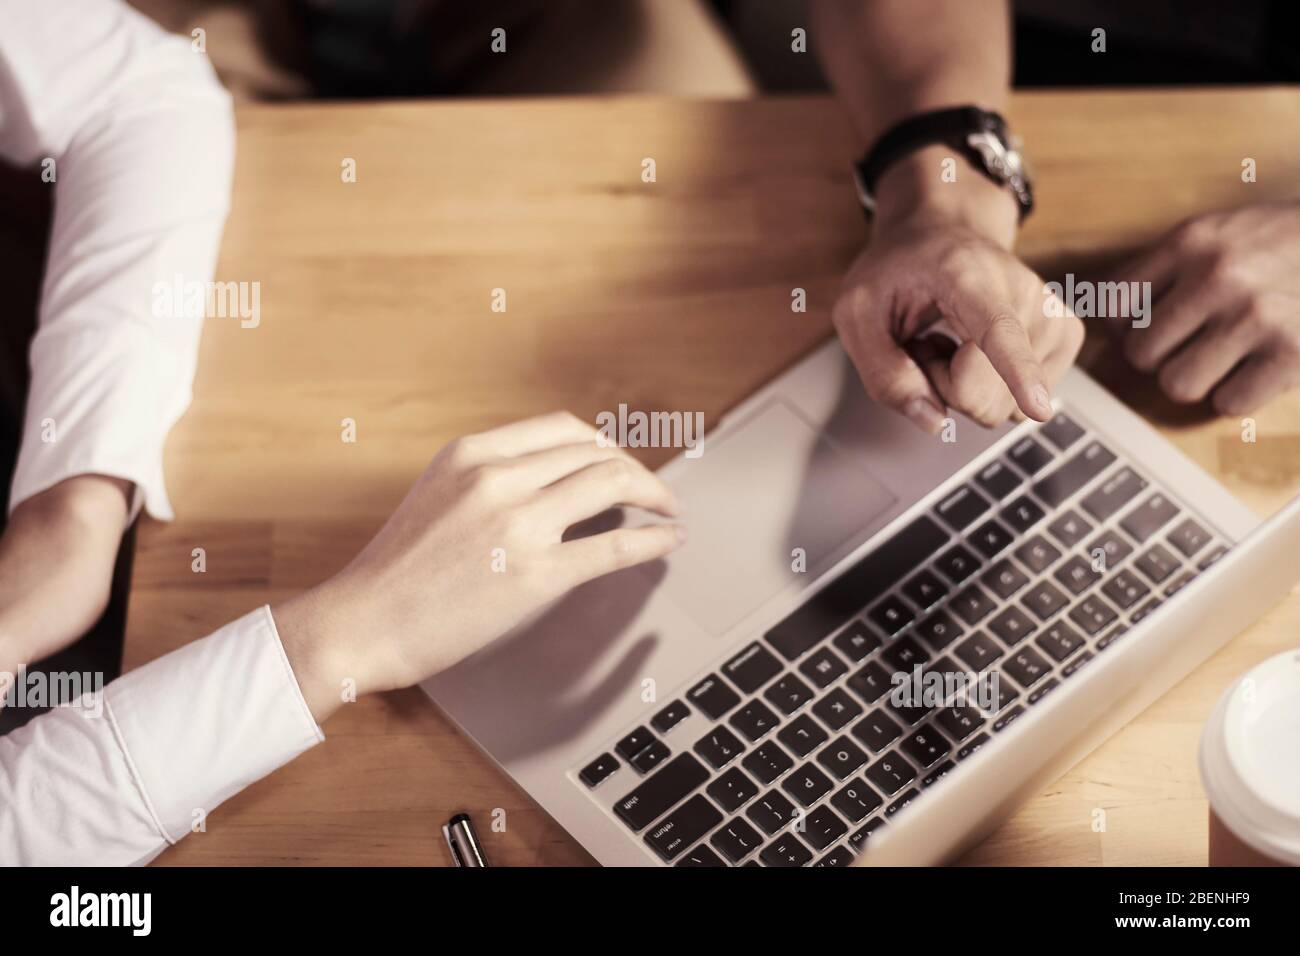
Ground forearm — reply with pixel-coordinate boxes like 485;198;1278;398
812;0;1018;245
811;0;1012;147
0;475;130;673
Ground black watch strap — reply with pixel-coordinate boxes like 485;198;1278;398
854;106;1033;221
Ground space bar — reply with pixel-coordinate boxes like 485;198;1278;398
764;515;948;662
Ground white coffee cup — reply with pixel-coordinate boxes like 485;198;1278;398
1199;650;1300;866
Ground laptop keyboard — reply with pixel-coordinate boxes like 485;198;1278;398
576;412;1230;866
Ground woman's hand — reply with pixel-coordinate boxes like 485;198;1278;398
273;411;686;722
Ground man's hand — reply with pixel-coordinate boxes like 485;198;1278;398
0;475;131;675
1114;203;1300;415
273;411;685;723
832;148;1083;433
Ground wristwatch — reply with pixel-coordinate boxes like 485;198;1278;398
852;106;1034;221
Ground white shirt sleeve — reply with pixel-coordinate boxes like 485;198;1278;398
0;606;325;865
0;0;235;521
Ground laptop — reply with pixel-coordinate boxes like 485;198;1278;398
422;339;1300;866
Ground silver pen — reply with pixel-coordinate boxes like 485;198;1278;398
442;812;491;867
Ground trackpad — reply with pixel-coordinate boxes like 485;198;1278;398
657;398;897;636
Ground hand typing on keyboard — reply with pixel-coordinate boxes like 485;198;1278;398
271;411;685;723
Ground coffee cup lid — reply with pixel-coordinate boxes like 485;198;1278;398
1200;650;1300;865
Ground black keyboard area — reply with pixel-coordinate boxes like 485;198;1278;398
577;411;1230;866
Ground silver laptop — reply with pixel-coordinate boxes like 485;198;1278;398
422;339;1300;866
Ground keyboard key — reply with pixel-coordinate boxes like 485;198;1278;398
993;705;1025;732
799;647;849;688
1022;579;1069;620
580;753;619;788
975;460;1022;501
1164;570;1196;597
981;559;1030;599
764;515;947;661
914;609;965;650
830;778;883;822
707;767;759;813
832;620;882;662
1134;543;1180;584
936;484;991;531
1027;678;1060;705
1061;651;1094;678
1081;466;1147;521
614;753;710;831
880;635;930;672
723;642;783;694
802;805;849;851
988;606;1038;646
1121;493;1181;543
1168;517;1211;557
848;817;888;851
1000;495;1046;534
746;790;797;835
1047;510;1094;549
1009;436;1054;475
951;584;997;625
764;673;816;715
1101;568;1150;610
936;703;985;741
850;710;904;752
686;674;741;720
1039;412;1085;451
864;750;917;795
1035;620;1086;662
781;763;834;807
1054;554;1103;595
846;660;892;704
1097;625;1130;650
675;844;726;867
970;519;1015;558
693;726;746;769
1015;535;1062;574
902;569;950;610
981;674;1019;714
868;594;915;636
886;789;921;817
616;726;656;760
644;794;724;861
1197;545;1229;571
956;732;991;760
1087;529;1133;570
1033;440;1116;507
936;543;982;583
742;742;794;785
811;687;862;731
1130;598;1162;624
900;726;951;767
760;832;813;867
816;846;856;867
651;700;690;734
955;630;1004;670
816;736;870;780
632;740;671;774
710;817;763;863
1002;647;1051;688
921;759;956;788
730;699;781;742
777;714;829;758
887;694;935;727
1068;595;1119;635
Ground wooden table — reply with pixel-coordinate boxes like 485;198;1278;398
131;88;1300;866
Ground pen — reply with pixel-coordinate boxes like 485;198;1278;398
442;812;491;867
